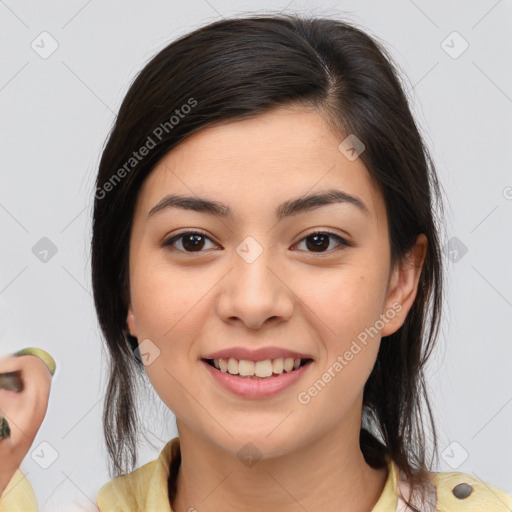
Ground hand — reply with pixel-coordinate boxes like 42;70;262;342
0;352;53;495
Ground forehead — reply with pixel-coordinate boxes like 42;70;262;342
135;106;384;225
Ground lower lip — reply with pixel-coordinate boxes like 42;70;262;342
202;360;313;399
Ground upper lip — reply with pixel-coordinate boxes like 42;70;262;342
201;347;314;362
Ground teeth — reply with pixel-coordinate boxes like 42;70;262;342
211;357;307;377
238;359;255;376
255;360;273;377
272;358;283;374
283;358;294;372
227;357;238;374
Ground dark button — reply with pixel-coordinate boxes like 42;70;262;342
452;483;474;499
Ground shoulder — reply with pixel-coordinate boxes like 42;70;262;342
0;469;37;512
431;469;512;511
96;437;180;512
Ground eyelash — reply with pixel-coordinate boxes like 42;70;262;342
162;230;350;255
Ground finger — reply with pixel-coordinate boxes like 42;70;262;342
0;354;52;444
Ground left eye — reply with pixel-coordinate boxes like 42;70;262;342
162;230;349;254
294;231;349;253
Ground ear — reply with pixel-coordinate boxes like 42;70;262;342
380;233;428;337
126;303;138;338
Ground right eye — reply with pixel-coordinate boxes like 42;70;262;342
162;231;219;253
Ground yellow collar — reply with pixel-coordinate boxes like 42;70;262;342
5;436;512;510
97;436;512;511
97;437;401;511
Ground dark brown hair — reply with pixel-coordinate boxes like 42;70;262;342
91;13;445;509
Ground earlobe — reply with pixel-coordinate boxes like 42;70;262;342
126;305;137;338
381;234;428;337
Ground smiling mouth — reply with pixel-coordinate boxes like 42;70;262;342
202;357;314;379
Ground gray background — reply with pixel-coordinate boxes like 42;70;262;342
1;0;511;509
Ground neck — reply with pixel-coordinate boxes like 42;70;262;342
171;413;388;512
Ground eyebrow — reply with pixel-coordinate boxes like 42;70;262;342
147;188;370;222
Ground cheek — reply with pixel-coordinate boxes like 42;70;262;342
129;258;215;404
296;260;388;348
294;269;386;422
130;260;202;415
130;256;211;340
291;258;388;407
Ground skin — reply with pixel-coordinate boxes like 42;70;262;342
126;105;427;512
0;354;52;495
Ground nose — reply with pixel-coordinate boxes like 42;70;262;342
215;248;294;330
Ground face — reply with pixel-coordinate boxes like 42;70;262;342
126;105;426;459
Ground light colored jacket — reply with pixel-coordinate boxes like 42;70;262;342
1;437;511;511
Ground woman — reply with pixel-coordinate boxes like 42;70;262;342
1;13;511;511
